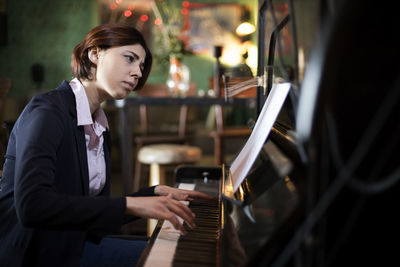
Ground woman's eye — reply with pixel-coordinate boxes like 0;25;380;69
125;55;134;63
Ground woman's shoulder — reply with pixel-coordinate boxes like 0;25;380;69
29;81;75;113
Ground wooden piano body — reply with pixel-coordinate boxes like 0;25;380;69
137;0;400;266
136;111;306;267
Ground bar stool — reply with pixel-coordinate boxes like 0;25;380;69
137;143;202;235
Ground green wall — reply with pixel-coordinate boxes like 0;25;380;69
0;0;98;97
0;0;256;98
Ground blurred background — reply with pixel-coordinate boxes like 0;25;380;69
0;0;321;235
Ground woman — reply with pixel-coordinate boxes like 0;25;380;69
0;23;210;267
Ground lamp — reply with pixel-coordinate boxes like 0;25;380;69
236;22;256;37
235;6;255;37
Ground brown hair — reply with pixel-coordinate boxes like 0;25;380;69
71;23;152;90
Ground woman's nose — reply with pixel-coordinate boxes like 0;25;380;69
131;66;142;78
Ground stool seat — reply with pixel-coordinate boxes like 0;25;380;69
138;144;202;165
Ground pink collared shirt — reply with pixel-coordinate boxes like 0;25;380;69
70;78;109;196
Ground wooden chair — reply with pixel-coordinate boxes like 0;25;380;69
132;83;196;192
209;76;256;165
0;77;11;178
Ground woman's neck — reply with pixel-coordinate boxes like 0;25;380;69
81;79;102;115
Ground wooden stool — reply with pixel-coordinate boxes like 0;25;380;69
137;143;202;235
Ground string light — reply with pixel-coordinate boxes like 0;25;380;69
181;8;189;15
124;10;132;17
109;3;117;10
154;18;162;25
140;14;149;22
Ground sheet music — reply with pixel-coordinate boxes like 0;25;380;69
230;83;291;192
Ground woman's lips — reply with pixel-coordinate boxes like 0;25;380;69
123;81;136;91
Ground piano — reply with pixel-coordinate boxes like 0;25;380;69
136;91;305;267
136;1;305;266
138;0;400;266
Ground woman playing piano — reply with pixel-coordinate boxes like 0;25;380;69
0;23;210;267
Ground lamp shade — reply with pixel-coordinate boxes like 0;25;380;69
236;22;256;36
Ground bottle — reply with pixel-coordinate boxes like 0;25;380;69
166;56;190;97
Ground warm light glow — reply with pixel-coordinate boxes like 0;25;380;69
109;3;117;10
128;4;135;11
115;0;123;4
182;1;190;7
181;8;189;15
140;14;149;22
298;47;305;81
124;10;132;17
246;43;258;72
220;45;242;66
219;41;258;75
154;18;162;25
236;22;256;37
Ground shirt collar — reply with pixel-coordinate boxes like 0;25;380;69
69;78;109;130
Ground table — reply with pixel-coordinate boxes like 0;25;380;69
108;96;254;194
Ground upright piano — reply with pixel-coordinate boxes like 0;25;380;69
138;0;400;266
136;91;305;267
137;0;305;265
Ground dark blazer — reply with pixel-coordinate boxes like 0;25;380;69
0;81;154;267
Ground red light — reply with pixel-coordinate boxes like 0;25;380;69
110;3;117;10
140;14;149;22
182;1;190;7
154;18;162;25
181;8;189;15
124;10;132;17
116;0;123;4
128;5;135;11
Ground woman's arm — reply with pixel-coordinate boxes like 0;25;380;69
14;97;125;233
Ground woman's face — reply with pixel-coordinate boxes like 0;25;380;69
94;44;146;100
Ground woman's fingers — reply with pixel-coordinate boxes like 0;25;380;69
125;196;196;234
155;185;213;201
159;209;187;235
172;189;213;201
187;190;214;200
166;198;196;229
165;193;195;228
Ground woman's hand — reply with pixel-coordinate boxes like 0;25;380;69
125;194;195;234
154;185;213;201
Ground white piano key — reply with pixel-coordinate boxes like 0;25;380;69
144;183;195;267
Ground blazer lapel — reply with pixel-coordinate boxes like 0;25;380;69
75;125;90;196
102;130;112;195
56;81;90;196
66;89;90;196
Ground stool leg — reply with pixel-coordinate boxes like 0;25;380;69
147;163;166;236
147;219;157;237
149;163;166;186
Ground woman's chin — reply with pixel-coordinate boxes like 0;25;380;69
115;90;131;100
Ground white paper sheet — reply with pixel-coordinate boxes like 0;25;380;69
230;83;291;192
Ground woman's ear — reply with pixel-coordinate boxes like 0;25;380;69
88;47;100;65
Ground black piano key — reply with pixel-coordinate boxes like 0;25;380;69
172;197;220;267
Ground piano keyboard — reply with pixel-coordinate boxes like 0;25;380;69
173;197;220;266
143;182;221;267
